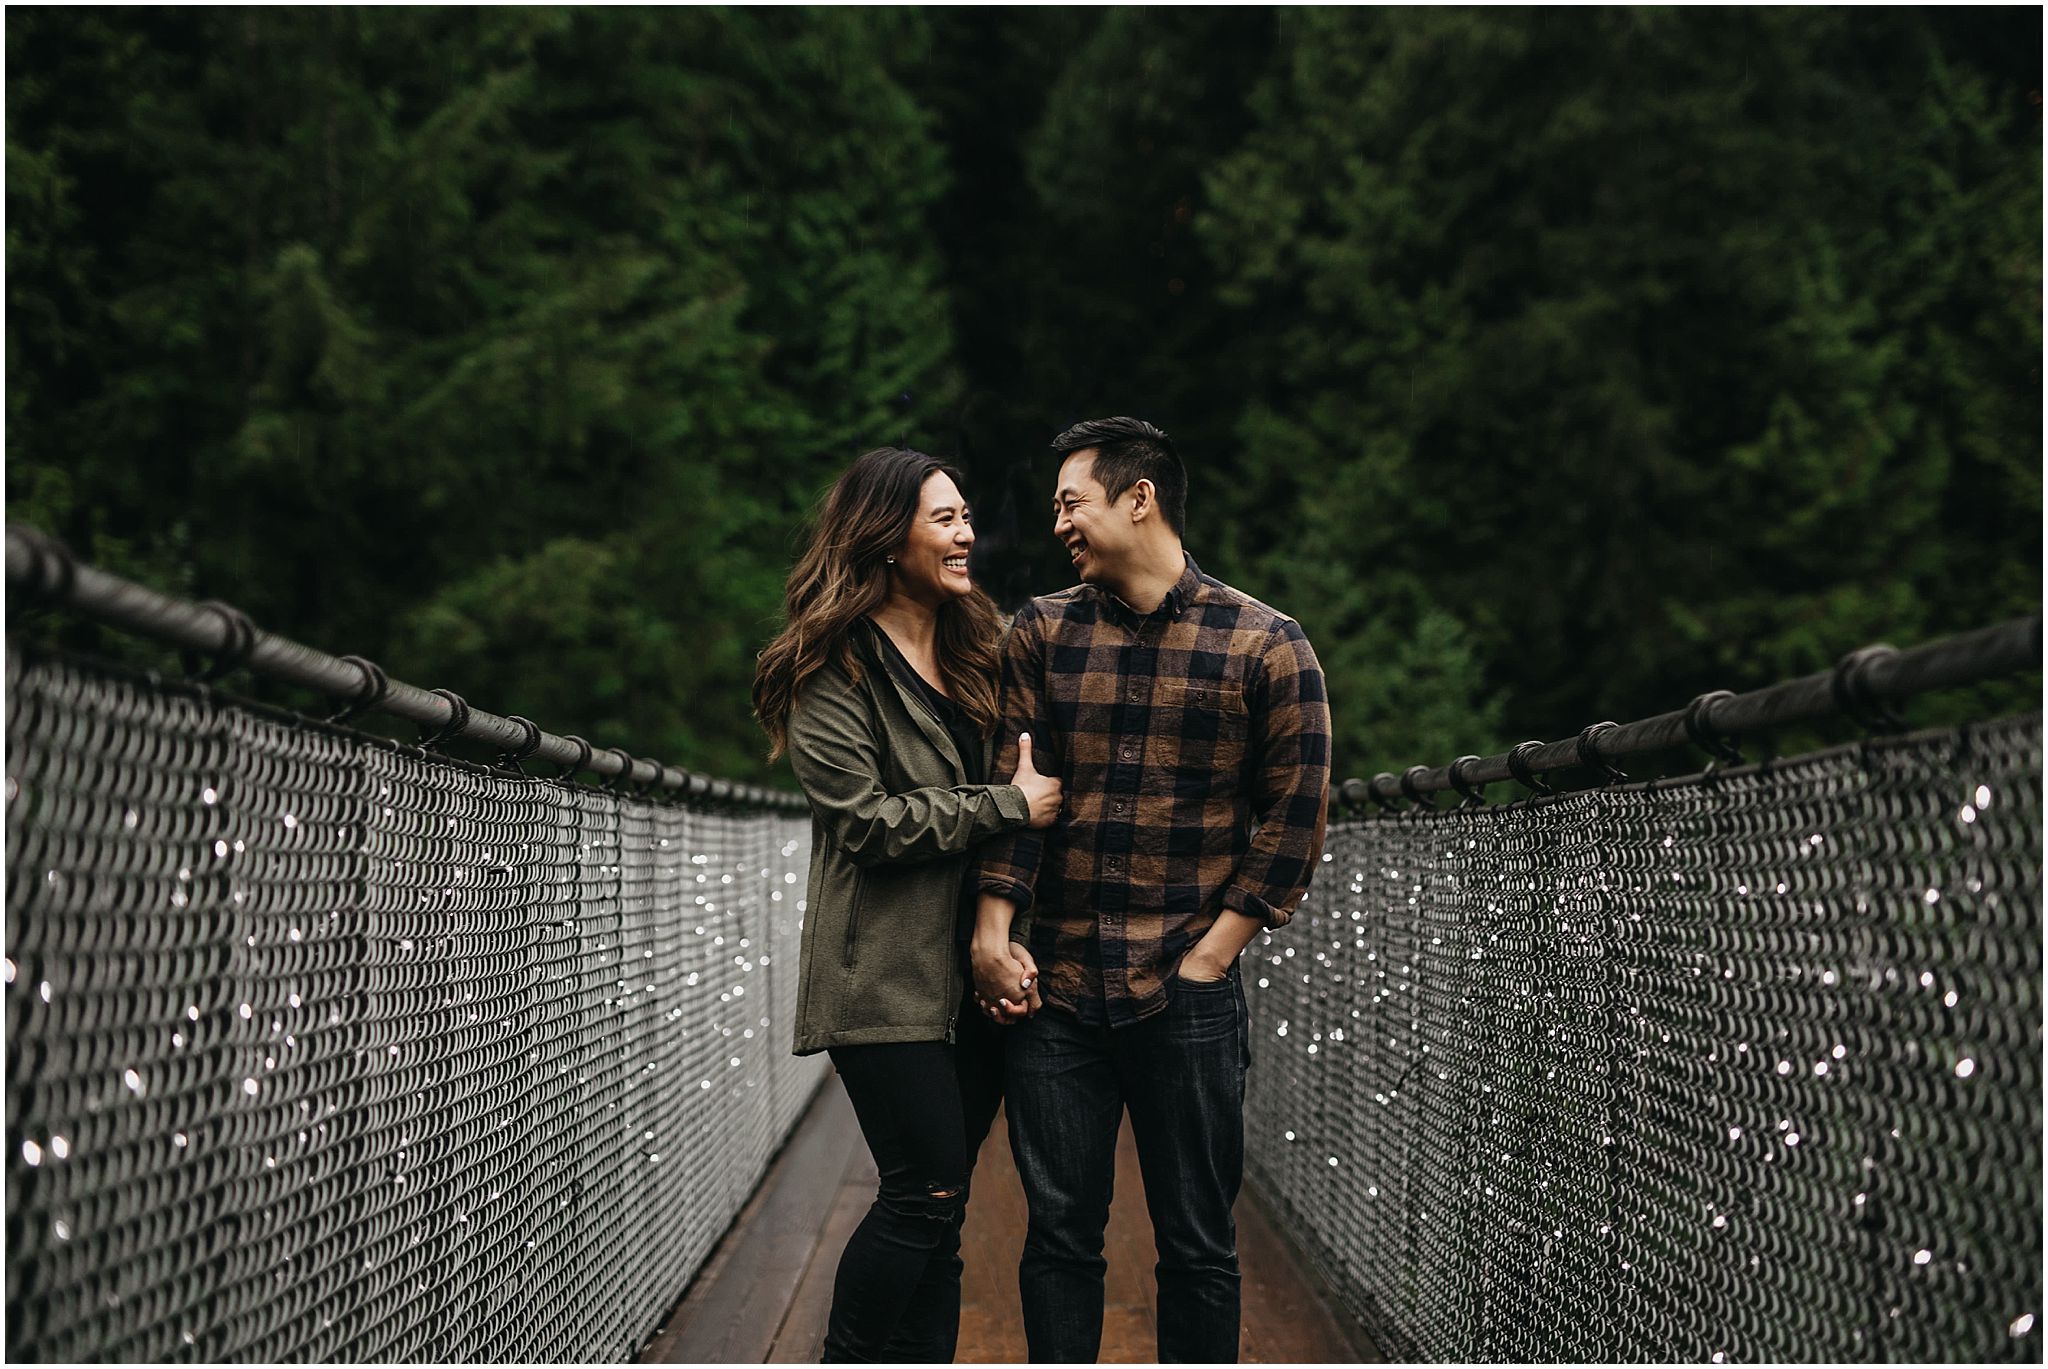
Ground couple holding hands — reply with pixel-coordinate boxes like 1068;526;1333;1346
751;417;1332;1364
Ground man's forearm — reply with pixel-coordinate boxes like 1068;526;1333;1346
1184;908;1264;976
972;891;1025;953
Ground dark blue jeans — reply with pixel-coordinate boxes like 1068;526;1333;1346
1004;970;1251;1363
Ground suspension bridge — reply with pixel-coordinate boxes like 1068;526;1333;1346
5;524;2040;1363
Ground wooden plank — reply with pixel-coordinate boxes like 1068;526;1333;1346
957;1102;1031;1364
765;1141;877;1362
1099;1114;1159;1363
959;1102;1383;1364
637;1076;1378;1365
1237;1180;1384;1364
639;1077;865;1364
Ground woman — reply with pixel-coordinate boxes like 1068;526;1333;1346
752;446;1062;1363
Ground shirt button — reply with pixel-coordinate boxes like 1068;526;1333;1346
1120;745;1137;761
1126;687;1142;702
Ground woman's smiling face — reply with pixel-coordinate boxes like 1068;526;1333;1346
888;471;975;604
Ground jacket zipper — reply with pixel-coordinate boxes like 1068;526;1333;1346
842;868;866;968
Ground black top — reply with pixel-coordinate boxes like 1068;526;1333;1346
870;624;987;787
870;624;988;965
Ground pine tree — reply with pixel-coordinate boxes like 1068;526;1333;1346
1199;8;2040;772
7;8;961;782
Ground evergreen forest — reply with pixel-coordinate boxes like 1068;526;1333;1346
8;7;2041;787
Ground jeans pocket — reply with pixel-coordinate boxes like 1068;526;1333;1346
1172;970;1235;992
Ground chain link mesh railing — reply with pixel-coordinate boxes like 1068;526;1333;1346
4;649;821;1361
1244;714;2043;1363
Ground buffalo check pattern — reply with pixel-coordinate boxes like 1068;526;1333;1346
978;554;1332;1028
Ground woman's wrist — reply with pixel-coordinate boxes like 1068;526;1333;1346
987;782;1030;825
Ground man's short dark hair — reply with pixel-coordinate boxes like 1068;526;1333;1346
1049;416;1187;536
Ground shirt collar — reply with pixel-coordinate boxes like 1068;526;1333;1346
1101;552;1202;627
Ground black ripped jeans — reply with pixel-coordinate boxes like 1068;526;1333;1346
822;989;1005;1363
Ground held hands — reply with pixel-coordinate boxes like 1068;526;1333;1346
1011;731;1063;830
971;938;1042;1024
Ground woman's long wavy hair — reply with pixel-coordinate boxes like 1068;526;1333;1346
753;447;1004;761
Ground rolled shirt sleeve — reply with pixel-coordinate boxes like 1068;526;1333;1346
1219;618;1332;929
976;603;1053;934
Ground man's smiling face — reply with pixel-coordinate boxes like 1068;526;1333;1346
1053;448;1130;585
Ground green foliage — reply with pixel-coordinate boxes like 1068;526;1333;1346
1198;8;2040;768
8;7;956;781
6;8;2038;786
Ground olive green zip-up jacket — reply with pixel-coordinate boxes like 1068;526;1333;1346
786;621;1030;1056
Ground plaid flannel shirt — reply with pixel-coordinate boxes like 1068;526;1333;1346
977;554;1332;1027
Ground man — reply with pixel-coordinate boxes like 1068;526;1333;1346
970;416;1332;1363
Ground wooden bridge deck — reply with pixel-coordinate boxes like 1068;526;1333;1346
641;1075;1378;1364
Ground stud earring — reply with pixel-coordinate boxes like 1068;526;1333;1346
886;557;896;564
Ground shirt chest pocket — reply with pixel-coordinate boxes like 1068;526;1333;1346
1159;679;1251;752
